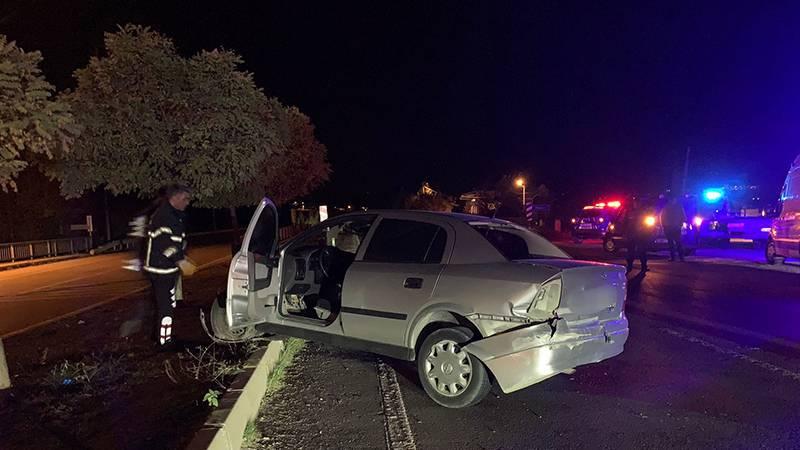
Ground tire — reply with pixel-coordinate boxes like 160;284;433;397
766;239;780;265
603;238;617;253
417;327;491;408
210;293;260;341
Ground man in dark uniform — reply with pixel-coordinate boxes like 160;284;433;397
143;184;195;348
660;194;687;262
623;197;656;273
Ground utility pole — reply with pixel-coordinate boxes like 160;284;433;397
681;146;691;195
0;339;10;389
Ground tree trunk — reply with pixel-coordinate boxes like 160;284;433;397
0;339;11;389
103;189;112;242
229;206;239;232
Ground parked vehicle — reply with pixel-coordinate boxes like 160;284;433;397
570;202;619;241
726;216;772;248
767;153;800;264
213;198;630;408
602;196;697;255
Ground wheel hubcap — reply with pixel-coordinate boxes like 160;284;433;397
424;339;472;397
230;327;246;337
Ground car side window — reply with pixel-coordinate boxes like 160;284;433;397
248;203;277;256
363;219;447;264
290;216;376;254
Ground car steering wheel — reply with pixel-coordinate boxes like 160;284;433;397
318;246;335;279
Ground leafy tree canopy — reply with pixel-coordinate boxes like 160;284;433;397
58;25;284;207
0;35;77;192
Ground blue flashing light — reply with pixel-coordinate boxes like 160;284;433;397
702;188;724;203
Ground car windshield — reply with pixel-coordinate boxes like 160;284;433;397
470;223;569;261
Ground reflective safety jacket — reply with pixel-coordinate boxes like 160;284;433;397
143;203;187;275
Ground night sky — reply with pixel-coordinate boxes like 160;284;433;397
3;1;799;206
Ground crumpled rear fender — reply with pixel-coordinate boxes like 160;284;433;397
465;316;628;394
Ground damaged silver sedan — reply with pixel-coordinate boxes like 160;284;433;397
213;199;629;408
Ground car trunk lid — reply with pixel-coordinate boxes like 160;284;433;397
516;259;627;323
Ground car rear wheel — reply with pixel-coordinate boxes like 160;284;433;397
603;238;617;253
417;327;491;408
210;293;260;342
766;239;780;265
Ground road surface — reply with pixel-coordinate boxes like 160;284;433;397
250;243;800;449
3;239;800;448
0;245;230;338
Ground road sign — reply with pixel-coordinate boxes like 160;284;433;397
70;215;94;232
319;205;328;222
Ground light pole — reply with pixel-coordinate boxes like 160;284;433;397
515;178;526;209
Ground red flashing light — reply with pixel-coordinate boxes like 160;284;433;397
595;202;606;208
607;200;622;208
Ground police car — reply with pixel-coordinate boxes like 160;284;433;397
570;201;620;241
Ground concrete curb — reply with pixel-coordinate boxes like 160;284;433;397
186;340;285;450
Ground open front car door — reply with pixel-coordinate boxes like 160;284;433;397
226;197;280;330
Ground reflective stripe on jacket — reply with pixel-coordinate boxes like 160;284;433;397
143;204;187;275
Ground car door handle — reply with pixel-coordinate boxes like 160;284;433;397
403;277;423;289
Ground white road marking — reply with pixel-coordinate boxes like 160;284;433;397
662;328;800;382
16;266;121;295
376;359;417;450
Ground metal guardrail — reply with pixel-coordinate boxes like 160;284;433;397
0;237;92;263
0;226;309;264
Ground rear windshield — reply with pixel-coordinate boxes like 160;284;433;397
579;209;609;218
470;224;569;261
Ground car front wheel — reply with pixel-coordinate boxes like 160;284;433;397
603;237;617;253
210;293;260;342
417;327;491;408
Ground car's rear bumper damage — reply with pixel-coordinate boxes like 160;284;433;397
465;316;629;394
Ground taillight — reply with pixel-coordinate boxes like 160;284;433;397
527;277;562;321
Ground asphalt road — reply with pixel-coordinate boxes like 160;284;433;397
252;243;800;450
0;245;230;337
3;239;800;449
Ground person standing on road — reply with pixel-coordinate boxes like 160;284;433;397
622;198;654;273
660;194;687;262
143;184;197;349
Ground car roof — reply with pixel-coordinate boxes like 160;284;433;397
340;209;514;225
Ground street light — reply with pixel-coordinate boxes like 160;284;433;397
515;178;526;208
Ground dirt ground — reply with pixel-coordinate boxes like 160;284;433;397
249;342;389;450
0;262;247;450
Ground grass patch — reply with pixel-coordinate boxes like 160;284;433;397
264;338;305;398
241;338;305;448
